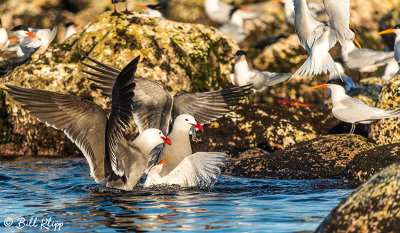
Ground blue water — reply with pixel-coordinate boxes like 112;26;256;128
0;157;352;232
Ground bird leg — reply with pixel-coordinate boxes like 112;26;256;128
123;1;131;14
349;123;356;134
111;2;121;16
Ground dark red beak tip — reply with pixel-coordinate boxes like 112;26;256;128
196;123;203;131
161;136;172;146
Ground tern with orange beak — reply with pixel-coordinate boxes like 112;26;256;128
230;50;292;92
292;0;362;79
136;4;164;19
312;77;400;134
144;114;228;187
379;25;400;64
5;56;172;191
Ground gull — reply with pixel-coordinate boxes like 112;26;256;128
5;56;172;191
144;114;228;187
312;77;400;134
230;50;291;92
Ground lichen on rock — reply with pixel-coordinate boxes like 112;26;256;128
317;162;400;232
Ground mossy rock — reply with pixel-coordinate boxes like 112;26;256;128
0;12;239;156
193;103;338;157
344;143;400;185
316;162;400;232
224;134;376;179
370;75;400;145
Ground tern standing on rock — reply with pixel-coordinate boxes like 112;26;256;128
313;78;400;134
230;50;292;92
5;56;172;191
379;25;400;64
341;39;394;73
144;114;228;187
136;4;164;19
292;0;361;79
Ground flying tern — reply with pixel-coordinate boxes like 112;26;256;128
274;0;324;25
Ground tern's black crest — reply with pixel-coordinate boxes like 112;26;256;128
394;24;400;29
235;50;246;56
0;18;2;25
147;4;162;10
65;22;75;27
11;25;29;32
230;7;240;18
326;78;347;88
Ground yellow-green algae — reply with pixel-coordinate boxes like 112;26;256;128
0;11;239;156
317;162;400;232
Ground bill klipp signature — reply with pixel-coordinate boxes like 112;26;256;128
3;216;63;231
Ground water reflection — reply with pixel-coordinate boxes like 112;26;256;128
0;157;352;232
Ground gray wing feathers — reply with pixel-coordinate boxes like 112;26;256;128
106;56;139;177
5;85;110;182
172;84;252;125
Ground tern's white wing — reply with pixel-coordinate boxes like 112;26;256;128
163;152;229;187
323;0;354;45
332;97;400;123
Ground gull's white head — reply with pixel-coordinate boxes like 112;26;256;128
140;128;172;147
173;114;203;132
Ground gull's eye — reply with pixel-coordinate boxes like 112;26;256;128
159;132;161;135
185;119;189;121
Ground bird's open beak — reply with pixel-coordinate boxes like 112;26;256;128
136;4;147;9
353;38;362;50
191;123;203;131
161;136;172;145
26;32;37;39
312;84;329;89
273;0;283;2
378;28;395;35
237;55;242;60
9;37;18;42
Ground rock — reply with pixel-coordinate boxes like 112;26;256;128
193;103;338;158
344;143;400;185
0;12;239;156
224;134;376;179
316;163;400;232
370;75;400;145
353;77;386;107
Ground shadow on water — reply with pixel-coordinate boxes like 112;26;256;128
0;157;353;232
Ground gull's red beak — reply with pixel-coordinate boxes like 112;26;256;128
136;4;147;9
26;32;37;39
190;123;203;131
379;28;395;35
161;136;172;146
312;84;329;89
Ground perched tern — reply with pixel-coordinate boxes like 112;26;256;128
292;0;361;79
5;56;172;191
144;114;228;187
341;40;394;73
28;27;58;54
230;50;291;92
218;8;254;43
136;4;164;19
312;77;400;134
205;0;234;24
379;25;400;63
274;0;324;25
11;25;57;56
64;22;78;40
